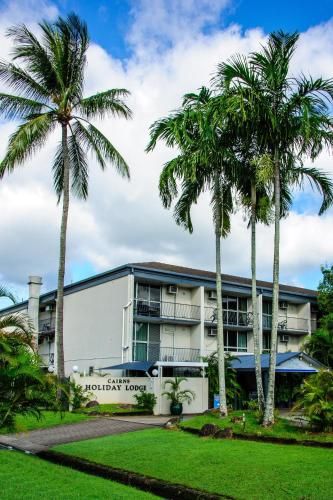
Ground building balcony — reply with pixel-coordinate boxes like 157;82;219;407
205;306;253;328
262;314;310;333
38;318;55;336
159;346;201;362
39;352;54;366
134;299;201;323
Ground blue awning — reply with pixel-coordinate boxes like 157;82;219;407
98;361;156;372
231;352;324;373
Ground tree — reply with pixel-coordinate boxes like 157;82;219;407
147;87;237;416
0;13;132;380
304;315;333;368
293;370;333;432
318;265;333;315
203;352;241;407
216;31;333;425
0;284;35;349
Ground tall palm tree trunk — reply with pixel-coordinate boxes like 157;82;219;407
55;123;70;380
263;157;280;425
214;180;228;416
251;182;265;411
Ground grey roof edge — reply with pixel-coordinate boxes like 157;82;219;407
0;261;317;315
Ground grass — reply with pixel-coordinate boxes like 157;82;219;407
0;449;157;499
182;410;333;443
55;428;333;499
0;411;88;434
76;403;148;414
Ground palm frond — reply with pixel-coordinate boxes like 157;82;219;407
0;93;49;120
0;61;49;101
0;285;17;304
78;89;132;120
0;112;55;176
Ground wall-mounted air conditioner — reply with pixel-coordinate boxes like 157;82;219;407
167;285;178;295
280;334;289;343
208;290;217;300
279;301;288;310
208;328;217;337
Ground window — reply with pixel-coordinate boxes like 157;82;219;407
222;296;248;326
132;323;160;361
135;283;161;317
225;330;247;352
263;332;271;352
263;301;272;328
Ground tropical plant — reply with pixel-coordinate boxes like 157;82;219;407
203;352;241;406
68;380;92;410
293;370;333;431
317;265;333;315
216;31;333;425
0;334;58;430
0;13;132;380
0;284;35;349
304;314;333;368
147;87;237;416
133;390;157;413
162;377;195;405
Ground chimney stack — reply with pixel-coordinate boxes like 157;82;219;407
28;276;42;337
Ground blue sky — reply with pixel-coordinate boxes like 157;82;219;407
0;0;333;296
53;0;333;58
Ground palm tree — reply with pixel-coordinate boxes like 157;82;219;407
0;13;132;380
147;87;237;416
0;284;34;349
215;31;333;425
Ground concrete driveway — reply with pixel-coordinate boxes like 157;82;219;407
0;416;168;453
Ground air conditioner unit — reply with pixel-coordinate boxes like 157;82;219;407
208;328;217;337
279;301;288;310
208;290;217;300
280;334;289;343
167;285;178;295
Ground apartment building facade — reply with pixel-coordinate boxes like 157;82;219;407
0;262;318;377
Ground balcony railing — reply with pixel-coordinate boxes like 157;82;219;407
39;353;54;366
205;306;253;327
134;299;201;321
263;314;309;332
158;347;201;362
38;318;55;334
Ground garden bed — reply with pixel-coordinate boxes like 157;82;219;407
181;411;333;444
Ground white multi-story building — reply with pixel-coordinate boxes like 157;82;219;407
1;261;318;377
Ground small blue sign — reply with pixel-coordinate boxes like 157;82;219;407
213;394;220;409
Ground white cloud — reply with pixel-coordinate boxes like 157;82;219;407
0;0;333;299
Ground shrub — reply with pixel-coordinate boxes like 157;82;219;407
69;381;93;410
133;390;157;413
293;370;333;432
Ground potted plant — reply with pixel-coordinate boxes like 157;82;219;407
162;377;195;415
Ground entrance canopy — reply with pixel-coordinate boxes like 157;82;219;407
98;361;156;372
231;352;324;373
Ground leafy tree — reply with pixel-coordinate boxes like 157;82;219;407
0;334;58;430
304;314;333;368
203;352;241;407
0;13;132;380
147;87;237;416
318;265;333;315
293;370;333;432
216;31;333;425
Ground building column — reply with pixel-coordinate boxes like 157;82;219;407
258;293;263;353
27;276;42;347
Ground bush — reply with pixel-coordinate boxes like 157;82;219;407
69;381;92;410
133;390;157;413
293;370;333;432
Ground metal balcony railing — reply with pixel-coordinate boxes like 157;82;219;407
262;314;309;332
39;353;54;366
205;306;253;327
134;299;201;321
159;347;201;362
38;317;55;334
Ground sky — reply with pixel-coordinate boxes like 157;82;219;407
0;0;333;302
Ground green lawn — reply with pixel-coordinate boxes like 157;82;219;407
0;411;88;434
0;449;158;499
55;428;333;499
182;411;333;443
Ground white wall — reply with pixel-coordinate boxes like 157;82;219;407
73;373;208;415
62;276;130;375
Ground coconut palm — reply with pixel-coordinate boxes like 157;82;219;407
0;284;34;349
147;87;237;416
215;31;333;425
0;13;132;379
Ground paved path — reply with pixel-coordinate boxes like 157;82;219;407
0;416;168;454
